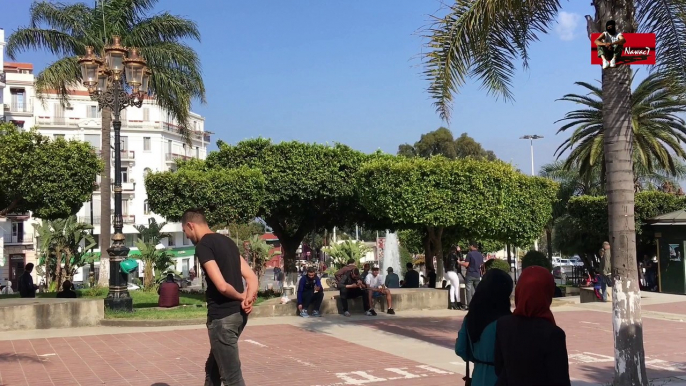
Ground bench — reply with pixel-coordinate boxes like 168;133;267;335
580;287;613;303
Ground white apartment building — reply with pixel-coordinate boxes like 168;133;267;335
0;58;210;288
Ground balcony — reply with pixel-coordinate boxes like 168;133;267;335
112;150;135;161
76;215;135;225
165;153;192;163
6;101;33;114
3;234;34;245
122;182;136;191
36;116;81;127
5;212;30;219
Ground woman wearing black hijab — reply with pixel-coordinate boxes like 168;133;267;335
455;268;513;386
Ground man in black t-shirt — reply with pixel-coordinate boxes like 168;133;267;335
182;209;258;386
402;262;420;288
459;241;484;309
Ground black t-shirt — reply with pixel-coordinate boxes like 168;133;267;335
196;233;245;320
56;290;77;298
466;250;484;278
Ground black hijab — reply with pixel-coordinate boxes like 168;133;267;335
465;268;514;343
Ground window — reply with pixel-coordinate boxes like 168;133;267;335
125;234;136;247
143;107;150;121
167;234;176;247
167;140;172;154
87;105;100;118
195;146;200;159
183;232;191;245
143;137;151;151
54;134;65;140
120;136;128;151
121;167;129;183
122;199;129;215
193;121;197;130
10;89;25;111
84;134;100;150
144;200;150;215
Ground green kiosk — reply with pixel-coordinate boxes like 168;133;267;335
649;210;686;294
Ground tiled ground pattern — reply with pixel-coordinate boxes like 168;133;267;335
355;308;686;385
0;324;462;386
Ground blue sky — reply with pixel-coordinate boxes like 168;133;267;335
1;0;629;173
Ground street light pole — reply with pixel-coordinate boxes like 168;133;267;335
79;38;149;311
520;134;544;251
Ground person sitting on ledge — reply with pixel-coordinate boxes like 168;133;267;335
158;273;180;308
56;280;77;298
297;267;324;318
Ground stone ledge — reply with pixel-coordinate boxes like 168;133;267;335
0;298;103;331
580;287;612;303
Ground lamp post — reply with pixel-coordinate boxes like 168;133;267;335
520;134;544;251
79;37;150;311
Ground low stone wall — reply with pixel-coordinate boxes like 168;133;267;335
251;288;449;318
580;287;612;303
0;298;104;331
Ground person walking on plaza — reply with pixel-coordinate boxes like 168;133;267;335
459;242;484;309
297;267;324;317
494;266;571;386
338;268;370;317
365;266;395;315
182;209;259;386
455;269;513;386
18;263;38;298
384;267;400;288
445;246;464;310
600;241;612;302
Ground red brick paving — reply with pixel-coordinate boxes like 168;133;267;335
644;300;686;316
0;324;463;386
355;310;686;385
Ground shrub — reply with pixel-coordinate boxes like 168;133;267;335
521;250;552;271
485;258;511;273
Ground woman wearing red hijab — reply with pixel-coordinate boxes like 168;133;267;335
494;266;571;386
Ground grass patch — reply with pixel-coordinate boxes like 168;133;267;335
0;288;206;309
106;306;208;320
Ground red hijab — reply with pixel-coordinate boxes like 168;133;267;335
513;266;556;325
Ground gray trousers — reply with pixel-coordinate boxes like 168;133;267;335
465;276;481;306
205;312;248;386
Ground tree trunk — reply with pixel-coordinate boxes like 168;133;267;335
422;231;434;272
596;2;648;383
99;107;112;286
506;244;512;266
144;260;153;289
546;227;553;261
428;226;444;280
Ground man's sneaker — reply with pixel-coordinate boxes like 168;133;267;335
602;58;609;69
610;58;616;68
365;310;374;316
387;308;395;315
368;309;377;316
344;311;351;317
300;310;309;318
312;310;322;317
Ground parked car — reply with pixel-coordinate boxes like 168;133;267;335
570;256;584;267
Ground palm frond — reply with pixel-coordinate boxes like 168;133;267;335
423;0;561;121
5;28;83;59
34;56;82;107
636;0;686;85
126;13;201;47
29;2;93;38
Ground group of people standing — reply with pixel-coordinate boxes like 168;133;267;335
455;266;571;386
444;242;486;311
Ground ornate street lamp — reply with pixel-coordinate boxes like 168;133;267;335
79;37;150;311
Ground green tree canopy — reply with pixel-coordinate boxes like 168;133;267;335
357;156;556;276
398;127;496;160
144;165;266;226
204;138;374;272
0;123;101;219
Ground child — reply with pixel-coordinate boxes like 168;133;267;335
592;270;603;300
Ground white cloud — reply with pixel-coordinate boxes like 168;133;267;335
555;12;581;41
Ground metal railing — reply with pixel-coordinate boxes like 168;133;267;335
76;215;135;225
2;234;34;244
165;153;192;162
8;102;32;113
112;150;135;160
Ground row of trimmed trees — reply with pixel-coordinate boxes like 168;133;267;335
144;139;558;280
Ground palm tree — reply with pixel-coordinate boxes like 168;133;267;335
555;72;686;181
324;240;370;269
6;0;206;286
134;218;172;289
33;216;97;290
422;1;685;383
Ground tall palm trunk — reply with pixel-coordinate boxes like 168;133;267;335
596;2;648;384
98;107;112;286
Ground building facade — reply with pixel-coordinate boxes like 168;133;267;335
0;59;210;287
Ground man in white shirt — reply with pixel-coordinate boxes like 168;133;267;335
364;267;395;315
594;19;626;69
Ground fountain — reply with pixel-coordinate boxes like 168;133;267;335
382;231;402;275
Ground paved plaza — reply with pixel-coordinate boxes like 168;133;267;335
0;293;685;385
